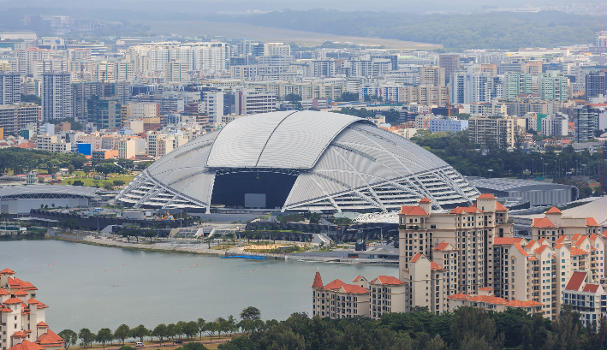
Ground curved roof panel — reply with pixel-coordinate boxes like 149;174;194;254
206;111;367;169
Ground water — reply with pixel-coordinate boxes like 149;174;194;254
2;240;396;331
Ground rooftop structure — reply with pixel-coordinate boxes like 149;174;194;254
117;111;479;213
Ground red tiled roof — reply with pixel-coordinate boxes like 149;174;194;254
570;247;589;256
419;197;431;203
13;290;27;296
589;234;598;241
371;275;403;285
12;331;27;338
400;205;428;216
322;279;345;291
340;284;369;294
4;298;23;305
545;206;562;214
434;241;451;251
532;218;555;228
467;295;507;305
534;245;549;254
8;340;43;350
495;202;508;212
37;329;64;346
555;236;567;244
586;217;598;226
447;293;467;300
312;272;323;289
27;298;41;305
479;287;493;291
478;193;496;199
410;253;423;263
0;268;15;274
583;284;599;293
514;243;529;257
505;300;542;308
352;275;365;282
565;271;587;291
493;237;523;245
431;262;443;271
450;206;481;214
36;322;48;328
0;306;12;313
0;288;10;295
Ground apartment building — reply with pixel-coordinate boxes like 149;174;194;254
367;275;406;319
447;288;542;314
530;206;601;241
312;272;370;319
0;268;63;350
0;104;41;136
399;195;513;296
562;271;606;328
468;116;516;150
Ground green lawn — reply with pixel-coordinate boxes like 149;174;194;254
60;171;135;189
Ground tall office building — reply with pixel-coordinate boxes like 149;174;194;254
0;72;21;105
439;54;459;83
585;71;607;99
42;72;72;121
573;105;597;143
419;66;446;86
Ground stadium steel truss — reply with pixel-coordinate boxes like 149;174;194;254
116;111;479;212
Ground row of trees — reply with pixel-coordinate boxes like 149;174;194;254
57;306;262;349
218;307;607;350
412;131;607;196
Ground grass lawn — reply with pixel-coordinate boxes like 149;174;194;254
60;172;135;189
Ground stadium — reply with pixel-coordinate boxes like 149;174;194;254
116;111;479;213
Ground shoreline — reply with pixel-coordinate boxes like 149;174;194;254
49;232;398;266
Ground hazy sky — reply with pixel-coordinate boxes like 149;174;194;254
3;0;604;15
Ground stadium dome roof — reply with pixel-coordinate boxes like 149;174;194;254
117;111;478;212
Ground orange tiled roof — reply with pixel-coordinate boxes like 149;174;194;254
434;241;451;251
478;193;496;199
4;298;23;305
12;331;27;338
493;237;523;245
467;295;507;305
570;247;589;256
534;245;549;254
400;205;428;216
450;206;481;214
545;206;562;214
340;284;369;294
586;217;598;226
495;202;508;212
7;340;44;350
0;268;15;274
0;306;12;312
312;272;323;289
322;279;345;291
36;322;48;328
447;293;467;300
505;300;542;308
531;218;555;228
479;287;493;291
419;197;431;203
410;253;423;263
514;243;528;257
0;288;10;295
37;329;64;346
371;275;403;285
431;262;443;271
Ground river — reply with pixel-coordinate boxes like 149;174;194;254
2;240;396;331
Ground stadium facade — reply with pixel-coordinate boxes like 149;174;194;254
116;111;479;213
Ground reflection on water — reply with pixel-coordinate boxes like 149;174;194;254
3;240;396;331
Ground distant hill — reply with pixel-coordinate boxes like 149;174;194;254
209;10;605;50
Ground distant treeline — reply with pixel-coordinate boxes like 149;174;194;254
215;10;604;49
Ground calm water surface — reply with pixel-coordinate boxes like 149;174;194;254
1;240;396;331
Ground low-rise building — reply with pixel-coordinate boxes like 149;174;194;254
562;271;606;328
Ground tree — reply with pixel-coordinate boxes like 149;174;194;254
72;180;84;186
184;321;199;339
78;328;95;348
58;329;78;350
152;324;168;346
114;324;130;345
458;336;492;350
130;325;149;342
240;306;261;321
166;323;177;342
179;343;207;350
96;328;113;349
426;334;447;350
204;322;218;338
176;321;187;339
197;318;206;339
